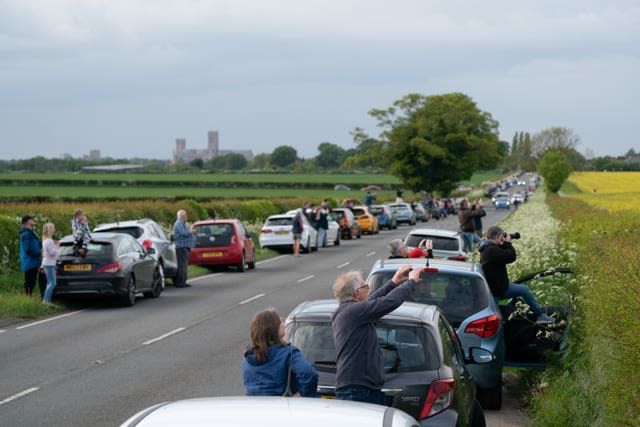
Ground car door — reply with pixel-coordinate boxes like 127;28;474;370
149;222;177;272
123;236;154;290
236;221;255;262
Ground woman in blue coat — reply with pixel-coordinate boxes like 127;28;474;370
242;308;318;397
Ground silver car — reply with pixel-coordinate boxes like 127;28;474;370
120;396;420;427
404;228;468;261
93;218;177;286
366;258;505;410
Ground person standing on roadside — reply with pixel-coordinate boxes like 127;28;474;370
20;215;45;297
472;198;487;238
331;265;420;405
41;222;59;307
458;198;484;252
292;201;308;257
316;201;329;249
173;209;196;287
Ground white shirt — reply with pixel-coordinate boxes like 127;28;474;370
42;238;58;266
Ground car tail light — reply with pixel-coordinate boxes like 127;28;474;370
447;255;467;261
231;235;238;245
142;239;153;250
419;378;454;419
422;267;439;273
464;315;501;338
97;261;122;273
260;229;272;234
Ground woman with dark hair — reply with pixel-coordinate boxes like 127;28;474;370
242;308;318;397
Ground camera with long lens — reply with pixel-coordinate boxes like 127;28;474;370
503;232;521;240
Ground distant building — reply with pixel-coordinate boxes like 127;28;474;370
87;149;101;160
172;130;253;163
624;155;640;165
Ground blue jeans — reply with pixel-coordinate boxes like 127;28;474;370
42;265;57;303
336;385;387;406
317;227;326;248
495;283;544;315
462;231;482;252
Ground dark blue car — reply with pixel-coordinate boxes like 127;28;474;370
370;204;398;230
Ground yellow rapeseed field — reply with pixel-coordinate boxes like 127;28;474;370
566;171;640;212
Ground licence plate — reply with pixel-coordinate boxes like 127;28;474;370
275;231;289;235
202;252;223;258
320;394;336;399
64;264;92;272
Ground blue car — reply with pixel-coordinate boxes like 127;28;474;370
369;204;398;230
388;203;416;225
494;196;511;209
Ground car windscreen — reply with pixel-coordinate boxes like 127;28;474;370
369;207;384;215
59;241;113;257
95;226;143;239
288;321;439;372
368;271;489;326
389;205;408;211
406;234;460;251
352;208;366;217
194;224;234;247
265;217;293;227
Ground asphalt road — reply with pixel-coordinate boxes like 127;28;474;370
0;206;515;426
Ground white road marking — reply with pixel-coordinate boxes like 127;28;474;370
336;262;350;269
366;251;376;257
256;255;288;264
296;275;314;283
187;255;288;283
142;328;186;346
0;387;39;406
187;272;222;282
15;310;87;330
0;329;6;334
239;293;265;305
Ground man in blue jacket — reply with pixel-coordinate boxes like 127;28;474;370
331;264;420;405
20;215;45;296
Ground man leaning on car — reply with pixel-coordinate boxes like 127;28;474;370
173;209;196;288
331;264;420;405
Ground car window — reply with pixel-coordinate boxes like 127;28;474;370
194;223;234;247
117;237;136;256
369;206;384;215
236;222;246;236
406;234;460;251
438;316;465;366
59;242;112;257
145;223;159;239
329;211;342;222
128;237;146;254
96;226;143;239
152;223;169;241
352;208;365;216
289;321;439;372
266;217;293;227
368;271;489;326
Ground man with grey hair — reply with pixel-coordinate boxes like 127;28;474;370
172;209;196;288
331;264;420;405
388;238;433;259
479;225;553;324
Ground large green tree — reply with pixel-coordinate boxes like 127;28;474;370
270;145;297;168
366;93;503;195
315;142;346;169
537;151;573;193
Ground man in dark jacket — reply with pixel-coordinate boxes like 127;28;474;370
458;198;484;252
331;264;420;405
19;215;45;296
479;226;553;324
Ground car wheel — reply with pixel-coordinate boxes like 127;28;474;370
334;233;340;246
477;379;502;410
144;266;163;298
303;237;311;253
237;253;246;272
120;276;136;307
247;252;256;269
356;228;362;239
470;400;486;427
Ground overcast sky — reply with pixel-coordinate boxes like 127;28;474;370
1;0;639;161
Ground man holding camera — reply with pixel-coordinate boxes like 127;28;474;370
479;226;554;324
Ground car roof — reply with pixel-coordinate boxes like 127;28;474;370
121;396;419;427
267;212;295;219
60;232;127;243
287;299;438;324
94;218;154;230
369;258;482;274
192;219;238;226
407;228;460;238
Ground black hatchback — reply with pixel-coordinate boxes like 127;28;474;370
55;233;163;306
284;300;493;427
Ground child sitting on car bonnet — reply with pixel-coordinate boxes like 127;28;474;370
71;209;92;257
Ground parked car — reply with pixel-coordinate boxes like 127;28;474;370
55;232;163;306
412;202;428;223
370;204;398;230
493;196;511;209
259;211;318;253
351;205;380;234
189;219;255;272
404;228;468;261
285;300;491;426
511;193;524;205
329;208;362;240
388;203;416;225
93;218;177;284
323;216;341;247
366;258;504;409
120;396;420;427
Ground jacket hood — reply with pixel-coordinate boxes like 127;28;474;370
479;240;495;252
20;227;36;238
243;344;290;367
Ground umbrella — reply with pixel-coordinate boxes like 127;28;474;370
360;185;381;192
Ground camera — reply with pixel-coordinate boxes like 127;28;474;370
503;232;521;240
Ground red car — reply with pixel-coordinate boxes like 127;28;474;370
189;219;256;272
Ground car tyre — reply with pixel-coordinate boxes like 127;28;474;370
237;253;246;272
477;379;502;410
120;276;136;307
303;237;311;253
334;233;340;246
470;400;486;427
247;252;256;269
144;266;163;298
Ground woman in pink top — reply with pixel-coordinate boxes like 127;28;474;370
41;223;59;307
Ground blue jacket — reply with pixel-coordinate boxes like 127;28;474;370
173;219;195;249
242;344;318;397
331;279;416;390
20;227;42;271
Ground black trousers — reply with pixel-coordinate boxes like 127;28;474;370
175;247;190;286
24;267;46;296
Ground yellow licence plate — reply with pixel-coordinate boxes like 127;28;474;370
275;231;289;235
320;394;336;399
202;252;223;258
64;264;92;272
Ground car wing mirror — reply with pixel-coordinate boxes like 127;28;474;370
467;347;495;364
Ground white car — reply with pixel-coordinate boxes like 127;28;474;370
259;211;318;253
323;216;341;247
120;396;420;427
404;228;468;261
